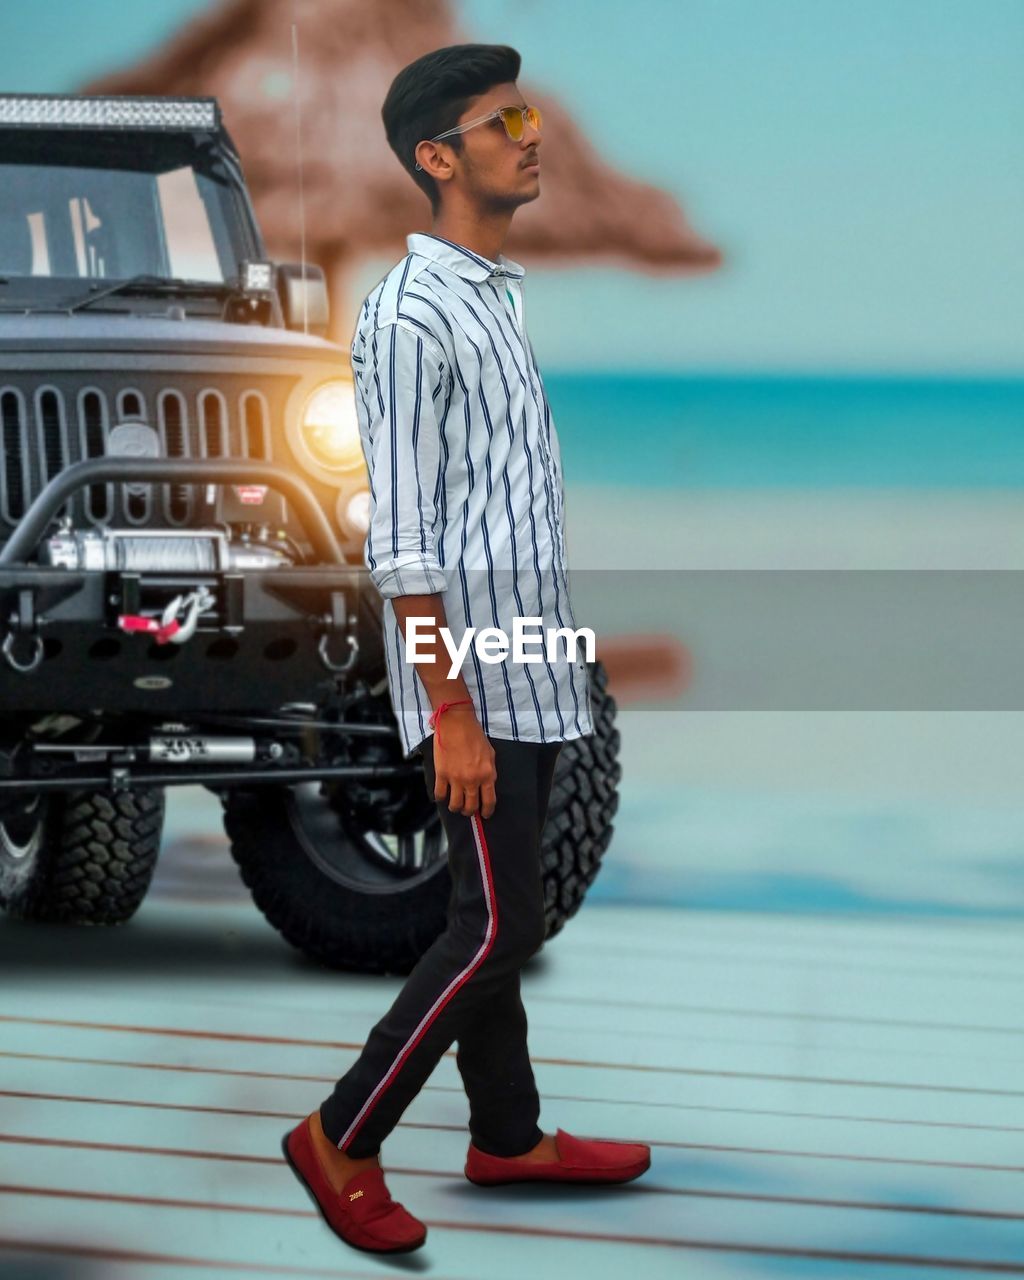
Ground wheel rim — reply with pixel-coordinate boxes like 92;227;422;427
285;782;448;893
0;795;46;862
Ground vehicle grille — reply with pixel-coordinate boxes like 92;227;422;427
0;375;294;532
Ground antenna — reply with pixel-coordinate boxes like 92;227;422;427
290;2;309;335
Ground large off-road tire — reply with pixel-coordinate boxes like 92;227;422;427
540;658;621;940
224;659;621;974
224;778;451;976
0;789;165;924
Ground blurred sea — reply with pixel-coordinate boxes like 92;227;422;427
538;372;1024;922
546;373;1024;488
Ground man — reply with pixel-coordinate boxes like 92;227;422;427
282;43;650;1255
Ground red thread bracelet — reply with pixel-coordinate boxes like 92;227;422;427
428;698;473;750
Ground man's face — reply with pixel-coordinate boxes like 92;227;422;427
436;81;542;211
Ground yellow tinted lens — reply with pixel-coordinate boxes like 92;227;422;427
525;105;541;133
500;107;525;140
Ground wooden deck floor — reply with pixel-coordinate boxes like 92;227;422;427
2;840;1024;1278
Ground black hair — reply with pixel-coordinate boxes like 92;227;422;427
382;43;522;212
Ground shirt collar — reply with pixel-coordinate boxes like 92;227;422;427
406;232;526;283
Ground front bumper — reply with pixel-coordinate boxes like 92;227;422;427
0;457;380;714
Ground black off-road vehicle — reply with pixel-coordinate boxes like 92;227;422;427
0;93;621;973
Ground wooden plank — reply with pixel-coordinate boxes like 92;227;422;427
5;874;1024;1276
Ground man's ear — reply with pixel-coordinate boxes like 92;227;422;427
414;140;439;173
415;139;454;185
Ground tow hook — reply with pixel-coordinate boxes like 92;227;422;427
3;587;44;674
166;587;217;645
317;598;359;673
2;630;43;674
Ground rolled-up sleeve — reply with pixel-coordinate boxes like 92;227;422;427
356;319;449;599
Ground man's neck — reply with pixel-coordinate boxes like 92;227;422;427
430;208;514;266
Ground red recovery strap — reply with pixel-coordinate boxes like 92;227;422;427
117;615;181;645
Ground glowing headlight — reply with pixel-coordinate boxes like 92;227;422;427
299;381;363;472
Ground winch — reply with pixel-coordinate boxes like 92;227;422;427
40;527;293;573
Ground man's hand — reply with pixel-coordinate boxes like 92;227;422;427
389;593;498;818
431;703;497;818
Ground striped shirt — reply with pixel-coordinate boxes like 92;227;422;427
350;231;595;758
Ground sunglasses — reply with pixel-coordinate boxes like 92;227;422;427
415;105;542;171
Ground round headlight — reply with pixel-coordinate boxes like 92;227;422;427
299;380;363;472
339;488;370;536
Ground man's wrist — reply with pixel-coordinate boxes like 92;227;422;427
429;696;475;717
439;701;475;718
427;697;477;747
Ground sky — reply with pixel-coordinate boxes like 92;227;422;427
0;0;1020;374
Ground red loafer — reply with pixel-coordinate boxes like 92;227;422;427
281;1117;427;1253
465;1126;651;1186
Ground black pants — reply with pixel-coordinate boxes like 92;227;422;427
319;735;564;1159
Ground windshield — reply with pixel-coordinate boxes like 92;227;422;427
0;130;253;303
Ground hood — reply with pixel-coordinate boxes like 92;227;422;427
0;312;347;363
